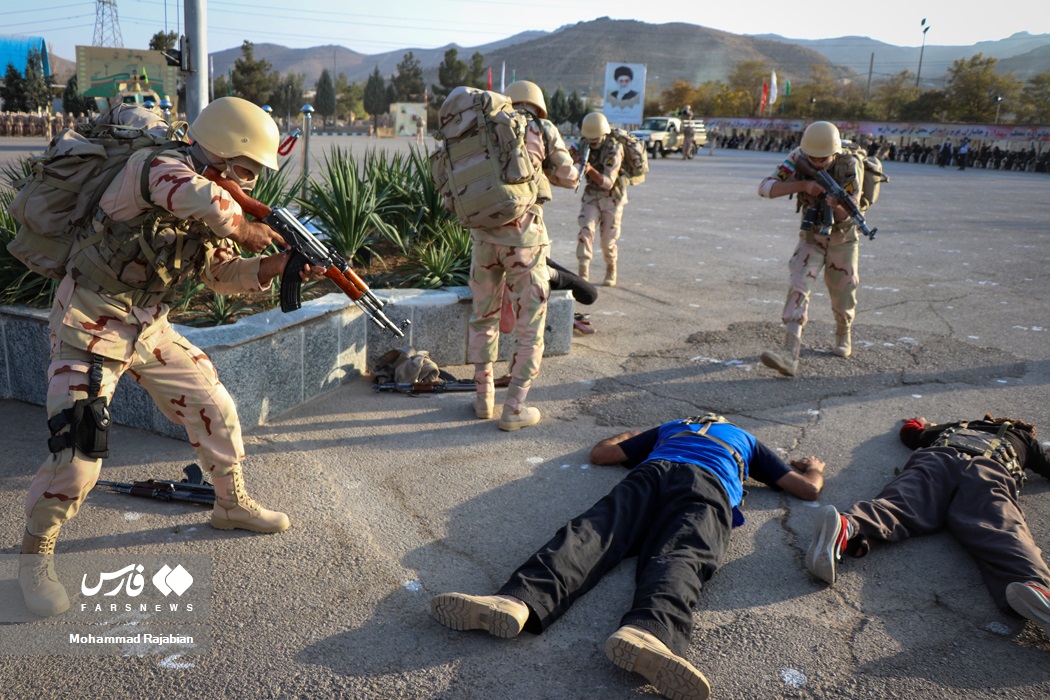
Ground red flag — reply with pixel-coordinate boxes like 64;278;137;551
487;68;492;90
759;81;769;115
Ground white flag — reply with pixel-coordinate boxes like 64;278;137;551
769;70;778;105
500;62;506;92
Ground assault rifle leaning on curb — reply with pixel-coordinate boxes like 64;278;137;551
95;464;215;505
203;167;411;337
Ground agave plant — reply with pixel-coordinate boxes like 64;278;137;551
399;219;472;289
0;185;56;308
295;147;394;266
177;291;262;327
1;157;32;190
252;159;306;211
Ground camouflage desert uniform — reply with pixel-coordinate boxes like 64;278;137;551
758;148;864;332
467;118;575;393
577;138;626;270
24;147;269;537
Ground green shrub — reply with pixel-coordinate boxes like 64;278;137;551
0;176;57;307
0;146;475;324
296;147;395;265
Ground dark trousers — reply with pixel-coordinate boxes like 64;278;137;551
548;257;598;305
498;460;732;656
845;447;1050;612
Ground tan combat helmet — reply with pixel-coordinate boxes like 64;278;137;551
581;112;611;140
799;121;842;159
505;80;547;119
188;96;280;171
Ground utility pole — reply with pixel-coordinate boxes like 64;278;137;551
866;52;874;101
916;19;931;88
184;0;208;122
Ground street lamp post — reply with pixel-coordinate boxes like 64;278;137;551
995;96;1003;124
916;19;931;88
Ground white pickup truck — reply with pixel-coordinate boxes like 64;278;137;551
630;117;708;158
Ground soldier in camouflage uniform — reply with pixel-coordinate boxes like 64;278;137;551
18;97;324;617
577;112;627;287
757;121;864;377
467;81;577;432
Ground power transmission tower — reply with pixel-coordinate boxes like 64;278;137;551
93;0;125;48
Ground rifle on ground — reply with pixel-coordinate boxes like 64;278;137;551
203;167;410;338
95;463;215;506
373;376;511;394
575;140;591;192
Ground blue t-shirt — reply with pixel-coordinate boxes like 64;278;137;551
617;419;793;526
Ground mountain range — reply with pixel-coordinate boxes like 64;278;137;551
53;18;1050;96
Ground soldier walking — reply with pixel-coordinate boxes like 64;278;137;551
757;121;864;377
577;112;628;287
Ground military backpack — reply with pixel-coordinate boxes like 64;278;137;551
5;104;186;280
608;127;649;186
839;140;888;210
430;87;539;229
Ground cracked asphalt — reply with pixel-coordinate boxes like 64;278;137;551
2;136;1049;699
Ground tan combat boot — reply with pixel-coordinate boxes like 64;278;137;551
472;363;495;419
760;323;802;377
578;262;589;281
498;382;541;432
430;593;530;638
473;392;494;419
833;323;852;358
605;625;711;700
211;468;290;533
19;528;70;617
603;261;617;287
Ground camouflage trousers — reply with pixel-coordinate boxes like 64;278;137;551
25;321;245;536
781;231;859;330
468;239;551;384
577;197;625;267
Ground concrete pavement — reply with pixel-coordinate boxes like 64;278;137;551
1;137;1049;698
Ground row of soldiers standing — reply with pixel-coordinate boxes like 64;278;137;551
0;112;91;138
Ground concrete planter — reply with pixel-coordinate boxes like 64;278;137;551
0;288;573;439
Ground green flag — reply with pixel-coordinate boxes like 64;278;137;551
784;80;791;96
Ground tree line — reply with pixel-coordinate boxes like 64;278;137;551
213;42;592;130
650;56;1050;125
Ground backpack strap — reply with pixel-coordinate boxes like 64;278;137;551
661;415;747;484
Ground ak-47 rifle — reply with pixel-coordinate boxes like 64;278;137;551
575;140;591;192
795;159;877;240
374;376;511;395
95;464;215;506
203;167;410;338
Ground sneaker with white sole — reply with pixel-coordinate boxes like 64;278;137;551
1006;581;1050;638
604;625;711;700
430;593;530;639
805;505;852;586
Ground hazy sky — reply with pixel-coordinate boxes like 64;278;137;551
11;0;1050;61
